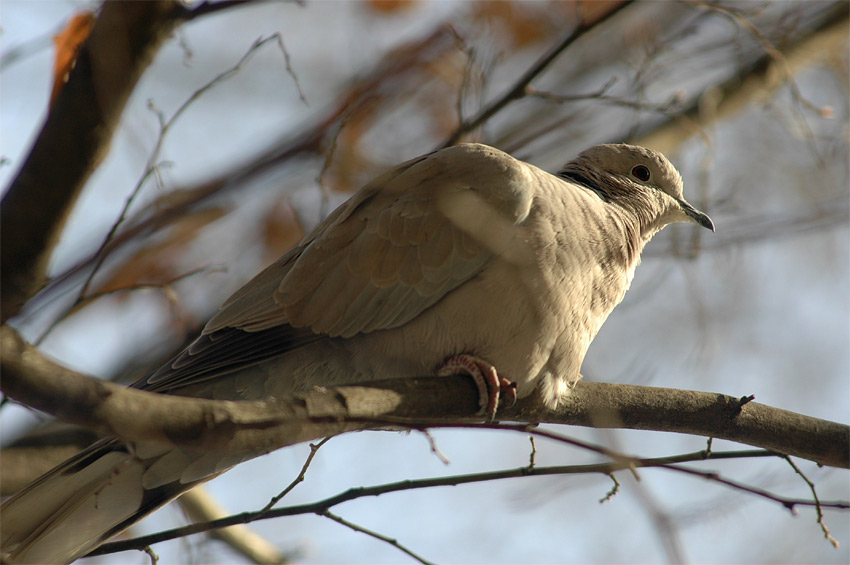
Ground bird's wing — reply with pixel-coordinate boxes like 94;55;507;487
144;143;534;392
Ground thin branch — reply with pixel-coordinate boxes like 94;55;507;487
73;266;224;307
445;23;476;130
18;26;459;329
457;424;848;512
272;32;308;106
0;20;61;69
784;456;840;548
688;0;831;171
526;85;685;114
688;0;833;117
316;111;349;206
143;546;159;565
91;448;845;557
440;1;633;147
262;436;333;512
178;487;288;564
0;1;181;321
175;0;298;22
599;474;621;503
634;1;849;154
40;34;285;343
321;510;435;565
419;429;450;465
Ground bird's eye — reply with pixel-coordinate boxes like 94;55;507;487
631;165;651;182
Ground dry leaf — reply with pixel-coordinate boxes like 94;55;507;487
51;12;96;106
579;0;626;26
472;0;556;49
363;0;419;15
89;207;228;299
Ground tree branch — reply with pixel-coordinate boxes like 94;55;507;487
90;447;846;558
178;487;289;564
2;325;847;468
633;1;849;153
0;1;182;321
440;0;633;147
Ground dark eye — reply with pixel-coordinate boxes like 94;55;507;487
631;165;651;182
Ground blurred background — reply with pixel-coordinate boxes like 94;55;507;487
1;1;848;563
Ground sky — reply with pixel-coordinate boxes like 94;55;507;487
1;1;848;564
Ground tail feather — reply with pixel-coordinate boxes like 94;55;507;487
1;439;218;564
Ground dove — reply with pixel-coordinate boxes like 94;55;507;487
0;142;713;563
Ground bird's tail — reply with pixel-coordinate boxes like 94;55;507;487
1;438;224;564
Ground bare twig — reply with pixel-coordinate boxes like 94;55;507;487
783;456;840;548
143;546;159;565
90;448;845;557
440;1;633;147
39;34;286;344
446;24;476;130
179;487;288;563
526;85;684;114
0;1;181;320
73;266;224;307
527;436;537;469
321;510;435;565
316;112;349;206
689;1;832;117
272;32;308;106
688;0;831;171
419;429;450;465
176;0;299;22
0;20;62;69
599;474;621;503
18;26;460;331
262;436;333;512
635;1;848;154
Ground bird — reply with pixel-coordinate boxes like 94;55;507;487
0;142;713;563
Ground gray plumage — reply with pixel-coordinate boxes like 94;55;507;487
0;143;712;563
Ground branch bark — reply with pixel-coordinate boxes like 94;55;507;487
2;325;847;469
0;1;181;321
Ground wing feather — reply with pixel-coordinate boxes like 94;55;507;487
144;144;537;392
203;143;535;341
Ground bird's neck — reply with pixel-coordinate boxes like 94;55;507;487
597;201;647;272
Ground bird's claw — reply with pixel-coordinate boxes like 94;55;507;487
438;354;515;421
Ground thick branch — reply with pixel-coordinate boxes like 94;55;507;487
514;383;849;470
2;325;847;468
0;1;181;321
0;325;478;456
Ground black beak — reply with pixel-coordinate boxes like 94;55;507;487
677;198;714;231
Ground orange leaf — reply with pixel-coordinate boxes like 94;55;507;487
579;0;627;26
90;207;228;298
472;1;556;48
363;0;419;15
51;12;96;105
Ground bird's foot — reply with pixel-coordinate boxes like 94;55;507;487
438;354;516;420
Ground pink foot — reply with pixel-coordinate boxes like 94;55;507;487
438;354;516;420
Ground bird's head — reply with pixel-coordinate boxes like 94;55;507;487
559;144;714;233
